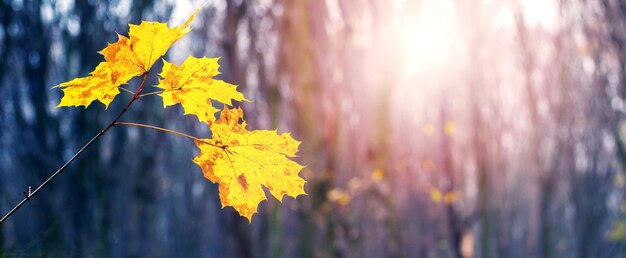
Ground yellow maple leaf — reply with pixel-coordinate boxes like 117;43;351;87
193;107;306;221
128;13;196;70
157;56;247;124
55;9;199;108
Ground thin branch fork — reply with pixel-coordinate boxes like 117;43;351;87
0;73;149;225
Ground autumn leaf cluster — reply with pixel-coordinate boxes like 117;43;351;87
54;9;305;221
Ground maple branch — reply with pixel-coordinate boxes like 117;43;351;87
0;73;149;225
113;121;218;147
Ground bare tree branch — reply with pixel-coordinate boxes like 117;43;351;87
0;73;149;225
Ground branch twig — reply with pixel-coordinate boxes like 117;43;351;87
0;73;149;225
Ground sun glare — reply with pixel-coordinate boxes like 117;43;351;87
399;0;460;77
522;0;558;30
391;0;463;123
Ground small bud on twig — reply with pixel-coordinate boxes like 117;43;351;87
23;186;32;198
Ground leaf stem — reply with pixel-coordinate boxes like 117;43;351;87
138;86;231;99
113;121;218;147
119;86;134;95
137;86;214;99
0;73;149;225
137;90;164;98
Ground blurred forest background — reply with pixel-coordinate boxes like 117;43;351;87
3;0;626;257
